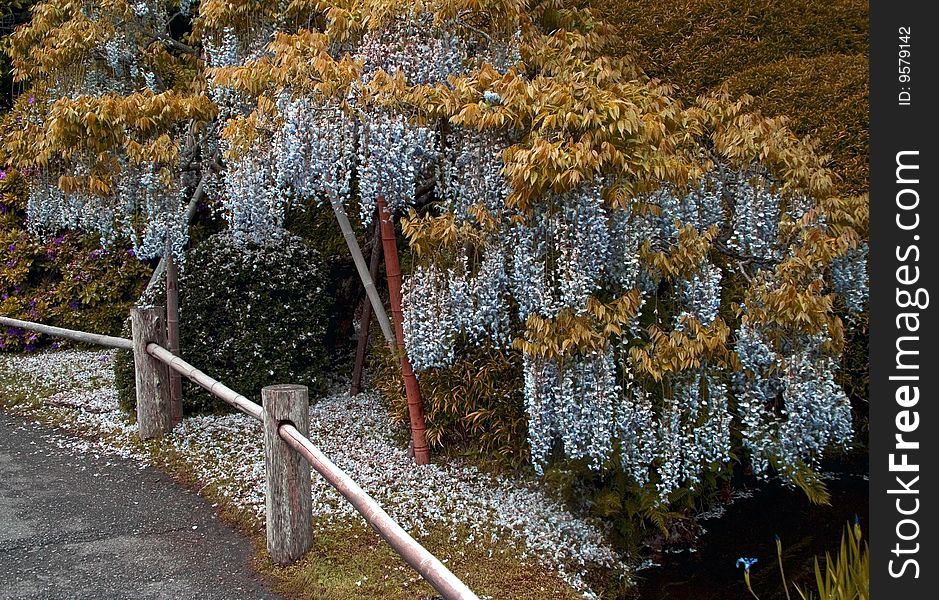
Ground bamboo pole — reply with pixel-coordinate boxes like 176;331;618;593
165;235;183;425
350;214;383;396
0;316;133;350
377;196;430;465
330;196;396;346
146;343;263;421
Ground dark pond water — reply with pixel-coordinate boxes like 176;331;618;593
632;474;868;600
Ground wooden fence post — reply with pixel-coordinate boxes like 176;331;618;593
130;306;173;440
262;384;313;565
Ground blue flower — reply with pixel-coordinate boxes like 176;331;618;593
736;557;758;572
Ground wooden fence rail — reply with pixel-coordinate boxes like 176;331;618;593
0;316;133;350
1;311;479;600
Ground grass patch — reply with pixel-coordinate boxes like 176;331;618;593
259;521;585;600
594;0;867;95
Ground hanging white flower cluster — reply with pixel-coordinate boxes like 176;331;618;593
438;127;511;218
726;172;783;263
26;157;189;260
180;0;199;17
273;97;357;203
401;242;512;370
220;142;286;242
653;373;731;499
523;351;619;474
508;212;549;321
356;13;467;86
401;264;457;370
605;202;651;293
553;185;610;316
103;32;137;89
613;370;657;486
468;241;512;344
115;161;188;259
676;261;723;327
831;242;869;314
356;110;438;224
648;176;725;245
734;321;852;477
776;350;853;469
502;184;610;321
26;174;116;245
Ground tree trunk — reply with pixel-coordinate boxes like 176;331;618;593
377;196;430;465
350;213;383;396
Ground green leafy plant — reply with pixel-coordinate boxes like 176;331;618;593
739;522;869;600
372;340;530;467
795;521;869;600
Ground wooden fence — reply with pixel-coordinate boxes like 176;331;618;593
0;310;478;600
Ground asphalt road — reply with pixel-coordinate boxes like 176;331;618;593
0;414;282;600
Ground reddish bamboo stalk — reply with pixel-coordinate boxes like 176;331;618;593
350;214;383;396
377;196;430;465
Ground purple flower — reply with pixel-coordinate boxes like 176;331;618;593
0;170;7;181
28;95;35;105
8;243;15;252
89;248;105;260
68;300;80;310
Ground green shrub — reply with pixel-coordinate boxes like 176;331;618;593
372;339;530;468
594;0;867;95
721;54;869;195
589;0;869;196
176;230;331;414
743;522;869;600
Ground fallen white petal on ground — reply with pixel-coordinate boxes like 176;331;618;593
0;348;627;598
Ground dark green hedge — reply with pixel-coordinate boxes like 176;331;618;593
115;230;332;416
590;0;869;195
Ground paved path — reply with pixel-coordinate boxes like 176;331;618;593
0;414;282;600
